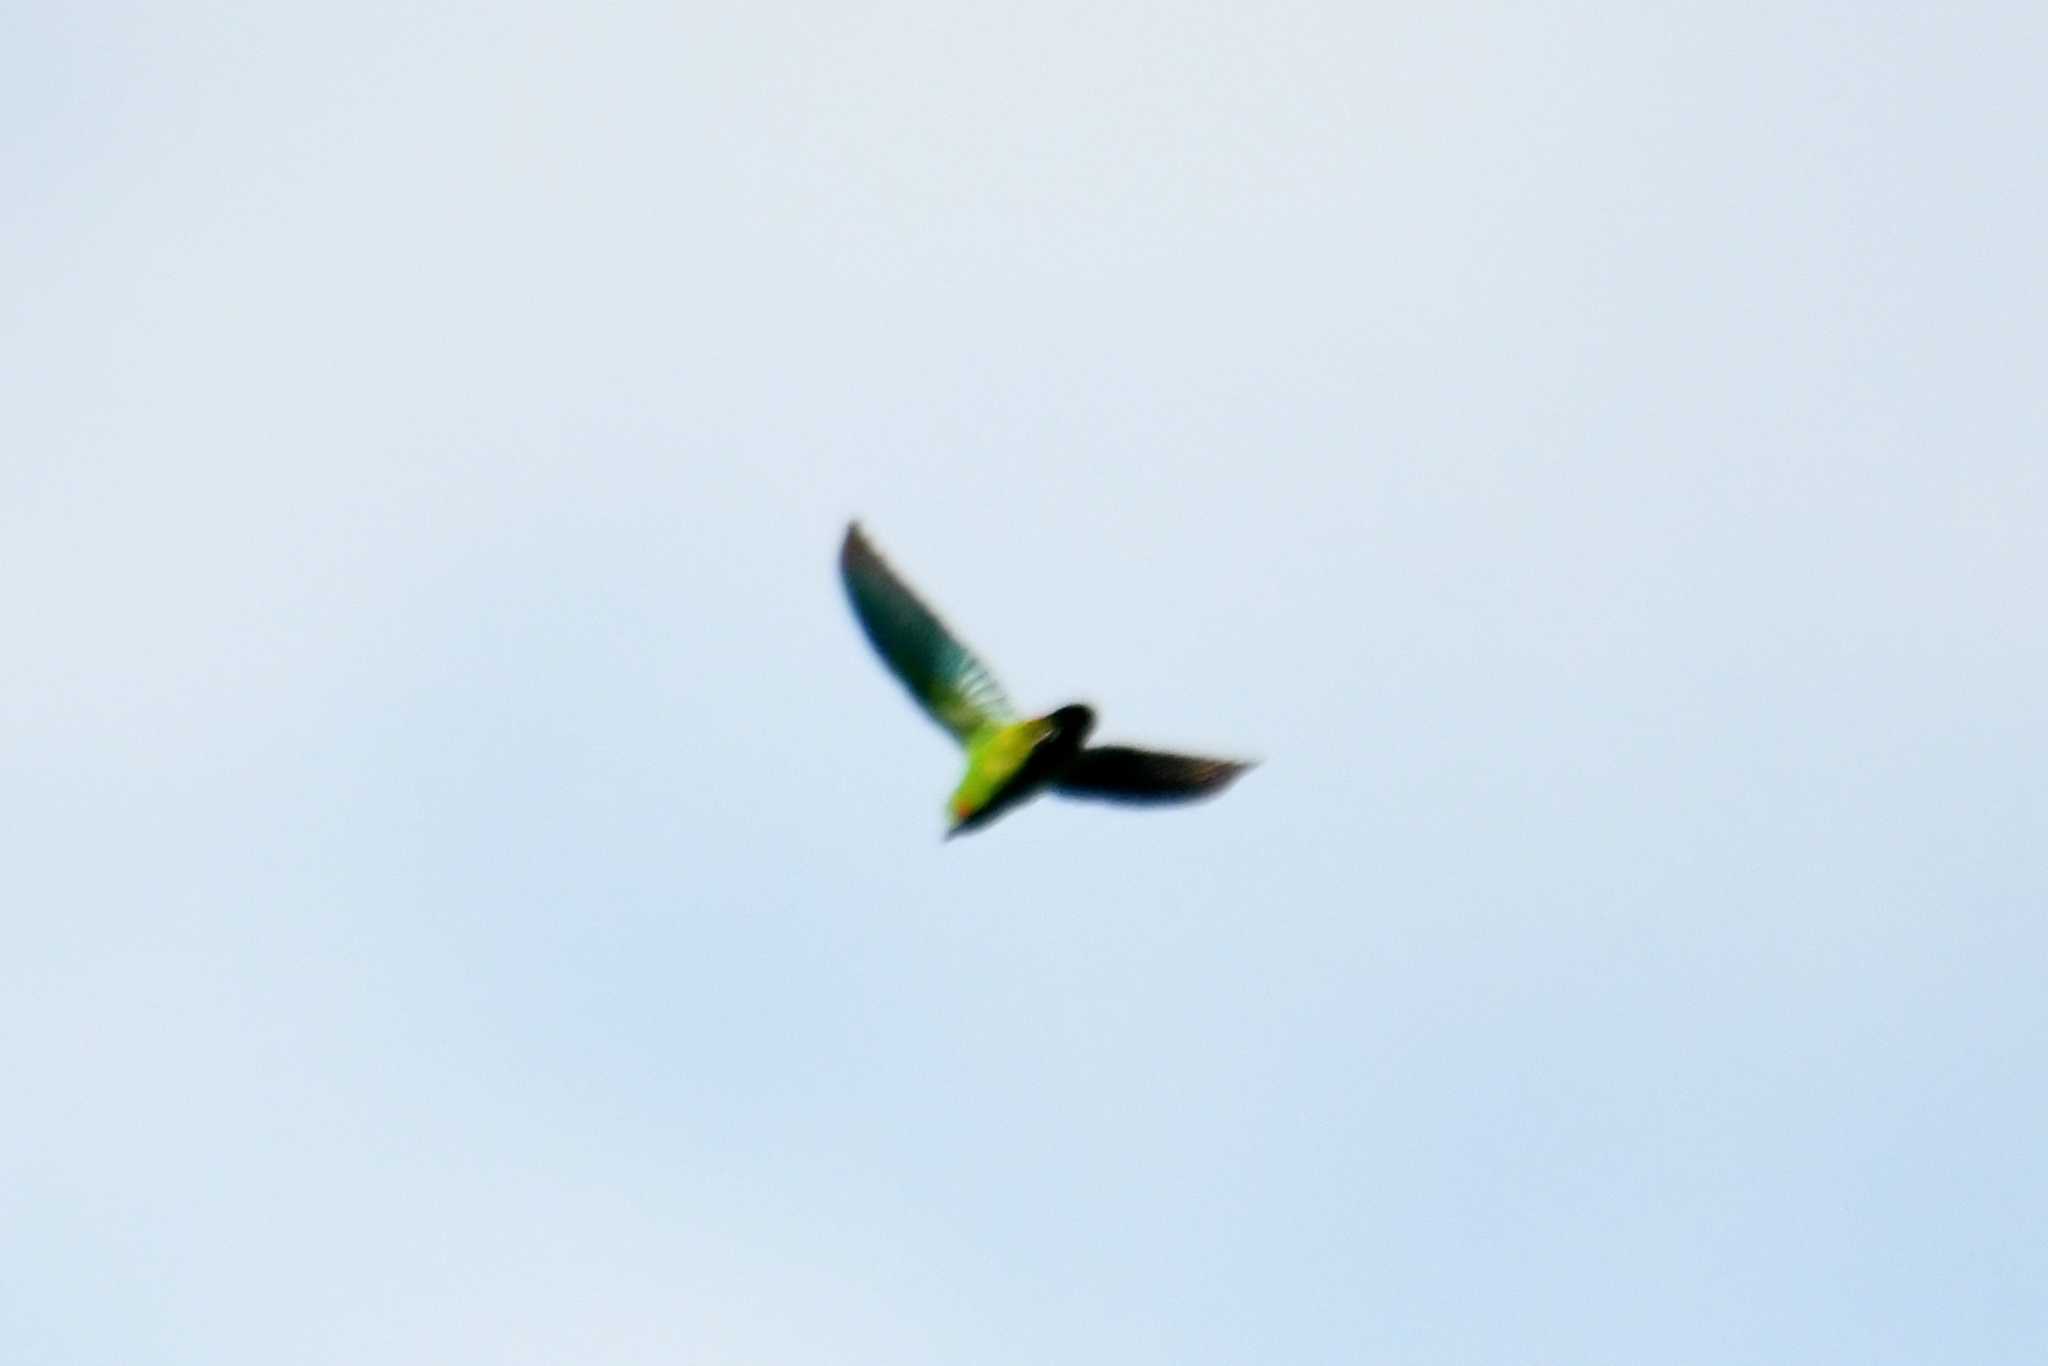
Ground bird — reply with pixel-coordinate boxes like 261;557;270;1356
838;521;1253;838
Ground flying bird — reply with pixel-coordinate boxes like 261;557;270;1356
839;522;1253;837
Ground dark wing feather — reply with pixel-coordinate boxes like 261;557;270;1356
839;523;1014;745
1054;746;1252;804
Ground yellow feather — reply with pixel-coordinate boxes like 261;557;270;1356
947;719;1054;824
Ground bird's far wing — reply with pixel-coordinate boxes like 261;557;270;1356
1053;746;1253;804
840;523;1016;746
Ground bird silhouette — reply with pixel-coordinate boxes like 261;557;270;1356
839;522;1253;837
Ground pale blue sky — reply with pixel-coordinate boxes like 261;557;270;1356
4;4;2044;1362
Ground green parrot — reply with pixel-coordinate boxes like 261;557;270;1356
839;522;1253;837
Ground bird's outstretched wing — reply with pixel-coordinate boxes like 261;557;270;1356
839;523;1016;745
1054;746;1252;804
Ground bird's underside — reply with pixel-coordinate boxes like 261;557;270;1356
839;522;1252;837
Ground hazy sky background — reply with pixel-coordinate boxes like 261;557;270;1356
5;4;2044;1362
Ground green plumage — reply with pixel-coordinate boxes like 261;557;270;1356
839;524;1013;744
838;522;1252;837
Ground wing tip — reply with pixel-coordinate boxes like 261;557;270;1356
1204;758;1256;795
840;520;880;578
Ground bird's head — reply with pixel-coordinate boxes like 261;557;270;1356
1047;703;1096;746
